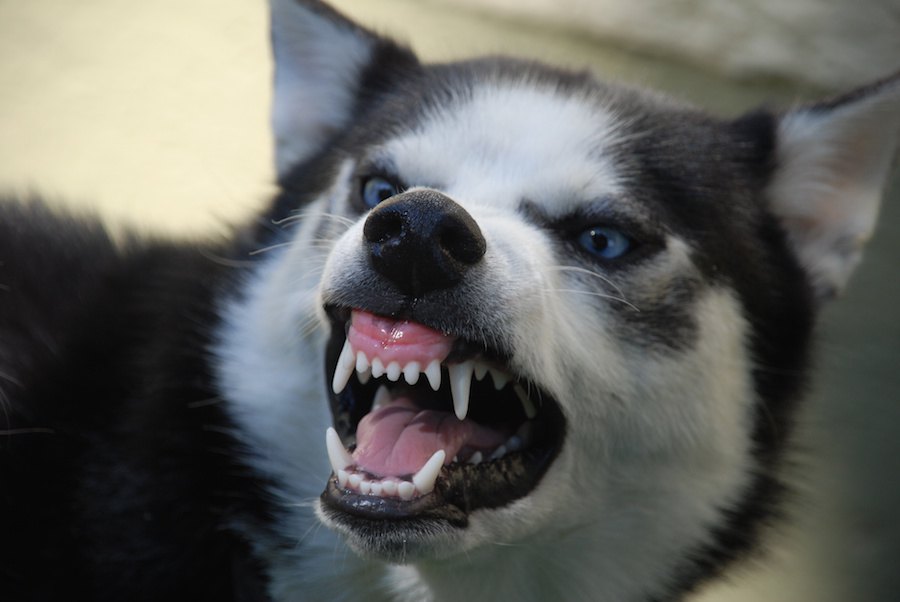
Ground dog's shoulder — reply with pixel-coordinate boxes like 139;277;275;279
0;197;267;601
0;197;228;404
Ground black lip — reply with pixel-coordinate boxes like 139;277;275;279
321;304;567;525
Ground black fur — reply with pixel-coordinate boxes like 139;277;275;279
0;200;271;601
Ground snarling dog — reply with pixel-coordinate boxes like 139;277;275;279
1;1;898;601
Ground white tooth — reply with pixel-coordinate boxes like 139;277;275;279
448;361;475;421
516;421;535;443
398;481;415;500
469;451;483;465
489;445;508;461
372;385;392;410
452;455;459;463
489;368;510;390
348;474;362;489
325;427;353;473
358;369;372;385
356;351;370;373
332;340;356;394
403;362;420;385
514;384;537;419
412;449;445;495
370;482;383;496
386;361;402;382
337;469;349;487
360;480;372;495
382;481;398;496
425;360;442;391
371;357;385;379
474;362;488;381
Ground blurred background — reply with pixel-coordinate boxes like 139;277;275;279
0;1;897;600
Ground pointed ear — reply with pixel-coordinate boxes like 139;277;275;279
269;0;417;178
767;73;900;301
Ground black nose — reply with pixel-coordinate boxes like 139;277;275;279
363;189;486;297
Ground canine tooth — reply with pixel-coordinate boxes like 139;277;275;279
360;480;372;495
337;469;349;488
370;482;383;496
469;451;483;465
515;421;535;444
412;449;445;495
474;363;489;381
382;481;398;496
403;362;421;385
489;368;510;390
514;384;537;419
425;360;442;391
505;435;523;452
448;361;475;421
372;385;392;410
355;351;369;373
332;340;356;394
371;357;385;379
397;481;415;500
325;427;353;473
489;445;507;461
386;361;402;382
348;473;362;489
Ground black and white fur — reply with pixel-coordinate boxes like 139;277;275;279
1;2;898;601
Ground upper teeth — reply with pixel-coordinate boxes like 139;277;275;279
332;338;531;422
447;361;474;420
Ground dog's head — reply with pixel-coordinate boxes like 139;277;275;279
218;1;899;597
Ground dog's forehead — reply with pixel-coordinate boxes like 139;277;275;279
377;78;625;212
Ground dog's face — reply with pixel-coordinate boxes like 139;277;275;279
308;68;787;564
217;1;899;597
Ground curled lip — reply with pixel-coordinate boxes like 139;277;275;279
320;305;567;524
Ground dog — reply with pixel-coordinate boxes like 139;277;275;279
1;1;898;600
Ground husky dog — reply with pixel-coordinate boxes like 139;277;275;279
2;1;898;601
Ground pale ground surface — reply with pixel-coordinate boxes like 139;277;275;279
0;1;897;601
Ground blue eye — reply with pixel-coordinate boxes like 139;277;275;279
577;226;633;260
362;176;400;209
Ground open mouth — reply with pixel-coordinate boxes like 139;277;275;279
321;307;566;526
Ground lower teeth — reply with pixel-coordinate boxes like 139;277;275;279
327;431;530;500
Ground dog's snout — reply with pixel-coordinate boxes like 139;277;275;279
363;190;486;296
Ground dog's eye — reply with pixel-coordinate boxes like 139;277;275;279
577;226;633;260
361;176;400;209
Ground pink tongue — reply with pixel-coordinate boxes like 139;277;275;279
353;398;508;477
347;310;454;366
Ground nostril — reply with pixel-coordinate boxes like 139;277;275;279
437;214;486;266
364;209;404;245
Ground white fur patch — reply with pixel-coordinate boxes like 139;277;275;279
381;80;624;213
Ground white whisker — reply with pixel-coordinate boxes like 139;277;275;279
546;265;627;297
541;287;641;312
249;241;296;256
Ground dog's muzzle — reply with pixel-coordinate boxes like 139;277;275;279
320;190;565;539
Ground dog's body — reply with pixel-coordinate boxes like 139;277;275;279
2;2;898;601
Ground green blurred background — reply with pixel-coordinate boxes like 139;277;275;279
0;1;897;600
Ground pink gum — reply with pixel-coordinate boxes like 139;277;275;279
347;310;454;366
